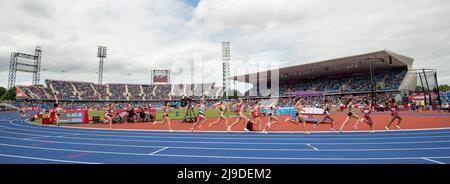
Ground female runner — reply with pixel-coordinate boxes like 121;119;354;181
207;100;229;130
284;98;309;134
104;103;114;130
354;99;374;132
154;102;173;132
228;99;248;131
313;99;336;131
50;103;63;127
190;99;208;131
339;97;362;133
245;103;260;132
261;99;279;133
386;98;402;130
19;106;28;119
252;100;262;131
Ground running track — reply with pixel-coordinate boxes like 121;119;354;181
1;111;450;164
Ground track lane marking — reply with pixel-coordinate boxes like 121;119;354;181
152;153;450;161
149;147;169;155
0;153;101;164
23;135;56;140
4;134;450;151
17;118;450;136
2;139;450;161
422;157;446;164
4;124;450;141
306;143;319;151
4;129;450;145
0;142;152;156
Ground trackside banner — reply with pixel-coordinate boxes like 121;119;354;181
58;110;89;124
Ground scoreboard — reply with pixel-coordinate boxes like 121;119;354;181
152;70;170;84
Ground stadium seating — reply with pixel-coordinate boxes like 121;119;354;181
127;84;143;101
108;84;127;100
72;81;100;100
274;69;406;96
46;80;78;100
19;68;406;103
92;84;109;100
141;84;156;100
154;85;171;100
19;85;54;100
35;80;216;101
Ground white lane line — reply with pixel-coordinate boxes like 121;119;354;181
22;135;55;140
149;147;169;155
2;139;450;161
0;142;150;156
4;129;450;145
55;134;80;138
3;134;450;151
0;117;19;122
422;157;446;164
19;118;450;136
4;124;450;141
5;140;450;162
152;153;450;161
17;119;450;137
306;143;319;151
0;153;101;164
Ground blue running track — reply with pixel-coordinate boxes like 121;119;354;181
0;111;449;164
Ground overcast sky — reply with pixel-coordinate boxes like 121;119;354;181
1;0;449;89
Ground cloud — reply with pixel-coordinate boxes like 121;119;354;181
0;0;449;90
190;0;450;84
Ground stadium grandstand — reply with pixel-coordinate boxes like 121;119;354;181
231;50;422;104
16;80;223;102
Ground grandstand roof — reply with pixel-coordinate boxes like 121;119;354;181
231;50;413;84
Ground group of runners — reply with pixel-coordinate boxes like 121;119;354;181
184;97;404;134
21;96;403;133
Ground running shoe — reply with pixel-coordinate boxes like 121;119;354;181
395;125;401;130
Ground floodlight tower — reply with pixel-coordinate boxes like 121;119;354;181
97;46;107;84
8;46;42;88
222;41;231;98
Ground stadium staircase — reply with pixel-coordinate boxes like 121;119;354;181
47;82;59;101
89;83;101;100
377;74;388;89
125;84;130;101
70;82;82;100
106;85;111;100
139;85;145;100
23;88;39;99
42;87;53;100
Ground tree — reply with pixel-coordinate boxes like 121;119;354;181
416;86;424;91
0;87;6;98
225;89;241;99
439;84;450;91
0;87;16;101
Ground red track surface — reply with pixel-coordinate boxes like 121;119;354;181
64;111;450;132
